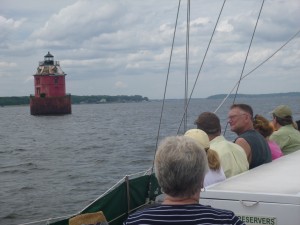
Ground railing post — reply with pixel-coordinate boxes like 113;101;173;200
125;176;130;214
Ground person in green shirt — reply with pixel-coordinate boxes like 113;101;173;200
270;105;300;155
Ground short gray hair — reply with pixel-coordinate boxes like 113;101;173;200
155;136;208;198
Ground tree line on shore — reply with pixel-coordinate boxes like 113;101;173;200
1;92;299;106
0;95;149;106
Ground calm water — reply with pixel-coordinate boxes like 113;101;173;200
1;96;299;225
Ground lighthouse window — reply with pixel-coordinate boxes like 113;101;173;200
36;77;40;85
54;77;58;84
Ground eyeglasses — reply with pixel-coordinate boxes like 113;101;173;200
228;113;247;121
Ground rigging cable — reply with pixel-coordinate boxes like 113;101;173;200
214;28;300;114
223;0;265;135
177;0;227;134
152;0;181;173
231;0;265;104
184;0;191;133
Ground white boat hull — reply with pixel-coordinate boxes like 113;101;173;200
200;150;300;225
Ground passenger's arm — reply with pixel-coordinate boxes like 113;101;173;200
235;137;252;164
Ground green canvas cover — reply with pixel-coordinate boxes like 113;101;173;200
49;173;161;225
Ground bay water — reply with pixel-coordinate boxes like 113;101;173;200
1;96;299;225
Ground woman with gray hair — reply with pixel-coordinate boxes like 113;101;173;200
123;136;245;225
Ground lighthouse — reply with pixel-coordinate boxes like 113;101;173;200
30;52;71;115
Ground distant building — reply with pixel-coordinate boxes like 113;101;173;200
30;52;71;115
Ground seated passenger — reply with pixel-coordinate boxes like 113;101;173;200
253;114;283;160
270;105;300;155
123;136;245;225
228;104;272;169
184;129;226;187
195;112;249;178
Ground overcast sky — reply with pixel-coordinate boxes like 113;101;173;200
1;0;299;99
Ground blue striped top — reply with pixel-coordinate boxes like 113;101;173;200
123;204;245;225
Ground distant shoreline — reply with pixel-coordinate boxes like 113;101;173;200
0;95;149;106
206;92;300;99
0;92;299;106
154;92;300;101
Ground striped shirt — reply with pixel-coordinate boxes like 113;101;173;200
123;204;245;225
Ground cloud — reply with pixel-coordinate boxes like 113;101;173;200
0;15;24;29
0;0;299;99
31;1;125;47
114;81;128;89
0;61;17;68
217;20;234;33
190;17;210;27
0;15;26;43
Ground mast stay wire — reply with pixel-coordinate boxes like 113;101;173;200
214;28;300;114
184;0;191;133
231;0;266;105
177;0;227;134
152;0;181;172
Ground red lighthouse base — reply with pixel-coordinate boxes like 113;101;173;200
30;95;72;115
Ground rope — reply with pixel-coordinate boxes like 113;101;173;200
177;0;227;134
223;0;265;134
241;29;300;81
232;0;265;104
214;28;300;114
184;0;191;132
152;0;182;173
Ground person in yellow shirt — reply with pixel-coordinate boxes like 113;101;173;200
195;112;249;178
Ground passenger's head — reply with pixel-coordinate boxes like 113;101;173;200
228;103;254;135
253;114;274;138
184;129;221;171
271;105;293;126
184;129;210;150
194;112;221;137
155;136;208;198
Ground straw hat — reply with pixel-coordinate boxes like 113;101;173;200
184;129;210;150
